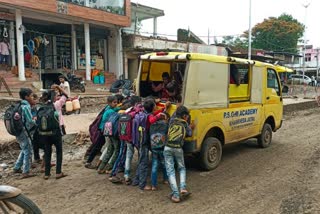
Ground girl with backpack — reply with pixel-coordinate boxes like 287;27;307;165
38;85;68;180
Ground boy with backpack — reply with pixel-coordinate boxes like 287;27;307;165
38;85;68;180
93;95;121;172
10;88;37;179
132;98;170;190
150;112;170;190
85;96;120;169
164;105;194;203
109;96;142;184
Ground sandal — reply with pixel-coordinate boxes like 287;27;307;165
110;176;123;184
44;175;50;180
171;196;181;203
181;190;192;199
84;163;96;169
124;178;132;185
143;185;152;191
21;173;36;179
13;169;22;174
97;170;106;174
151;186;157;191
56;173;68;179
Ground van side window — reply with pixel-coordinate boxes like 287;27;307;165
267;69;280;96
230;64;249;85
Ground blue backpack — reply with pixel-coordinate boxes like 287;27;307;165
132;111;150;149
103;112;120;137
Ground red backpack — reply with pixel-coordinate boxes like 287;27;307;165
118;104;143;142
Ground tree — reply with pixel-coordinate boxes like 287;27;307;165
221;35;248;50
250;13;304;53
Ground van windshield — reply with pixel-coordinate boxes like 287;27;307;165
139;60;187;103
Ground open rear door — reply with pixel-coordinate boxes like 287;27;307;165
184;61;228;108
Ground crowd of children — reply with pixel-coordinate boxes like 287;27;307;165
8;85;194;203
84;94;195;203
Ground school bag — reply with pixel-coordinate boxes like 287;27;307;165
118;104;143;142
89;107;106;145
4;102;24;136
37;102;60;136
103;112;120;137
166;118;188;148
132;111;150;149
150;120;168;151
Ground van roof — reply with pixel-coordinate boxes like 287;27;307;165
140;52;275;68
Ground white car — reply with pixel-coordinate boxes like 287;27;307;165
287;74;316;85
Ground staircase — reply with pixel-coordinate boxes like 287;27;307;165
0;69;40;97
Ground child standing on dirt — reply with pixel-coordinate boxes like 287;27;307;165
164;105;194;203
150;112;169;190
132;98;170;190
94;96;122;172
13;88;37;179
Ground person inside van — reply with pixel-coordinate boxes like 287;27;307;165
151;72;171;99
166;80;182;103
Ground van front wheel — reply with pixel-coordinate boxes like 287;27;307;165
200;137;222;171
257;123;272;148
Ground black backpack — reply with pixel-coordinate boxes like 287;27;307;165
150;120;168;150
166;118;187;148
37;103;60;135
4;102;24;136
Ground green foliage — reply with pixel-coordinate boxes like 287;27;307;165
221;35;248;50
250;13;304;53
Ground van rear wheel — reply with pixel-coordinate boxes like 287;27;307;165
200;137;222;171
257;123;272;148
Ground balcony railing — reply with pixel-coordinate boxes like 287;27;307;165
59;0;125;15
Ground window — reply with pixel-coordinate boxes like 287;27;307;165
267;69;280;95
230;64;249;84
305;53;311;62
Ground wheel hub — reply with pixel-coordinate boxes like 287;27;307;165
208;146;218;163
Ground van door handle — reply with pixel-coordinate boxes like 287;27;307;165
266;96;270;100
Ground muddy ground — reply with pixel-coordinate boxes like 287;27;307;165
0;105;320;214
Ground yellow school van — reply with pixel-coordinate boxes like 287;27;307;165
136;52;283;170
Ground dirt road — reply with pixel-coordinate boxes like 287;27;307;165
2;108;320;214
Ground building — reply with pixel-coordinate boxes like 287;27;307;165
0;0;131;83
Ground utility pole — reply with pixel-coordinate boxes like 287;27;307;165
317;48;319;82
302;2;310;96
248;0;252;60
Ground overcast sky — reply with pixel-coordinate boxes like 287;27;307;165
131;0;320;49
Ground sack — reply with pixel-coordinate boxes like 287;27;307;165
103;112;120;137
150;120;168;150
89;108;106;145
37;103;60;136
118;104;143;142
4;102;24;136
166;118;187;148
132;111;149;148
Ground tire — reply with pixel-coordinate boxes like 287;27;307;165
3;194;42;214
80;85;86;93
110;80;124;93
257;123;272;148
200;137;222;171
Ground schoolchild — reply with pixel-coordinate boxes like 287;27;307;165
164;105;195;203
150;112;170;190
12;88;37;179
132;98;170;190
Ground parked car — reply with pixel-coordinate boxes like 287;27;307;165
287;74;316;85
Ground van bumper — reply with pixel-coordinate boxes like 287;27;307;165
183;140;197;153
